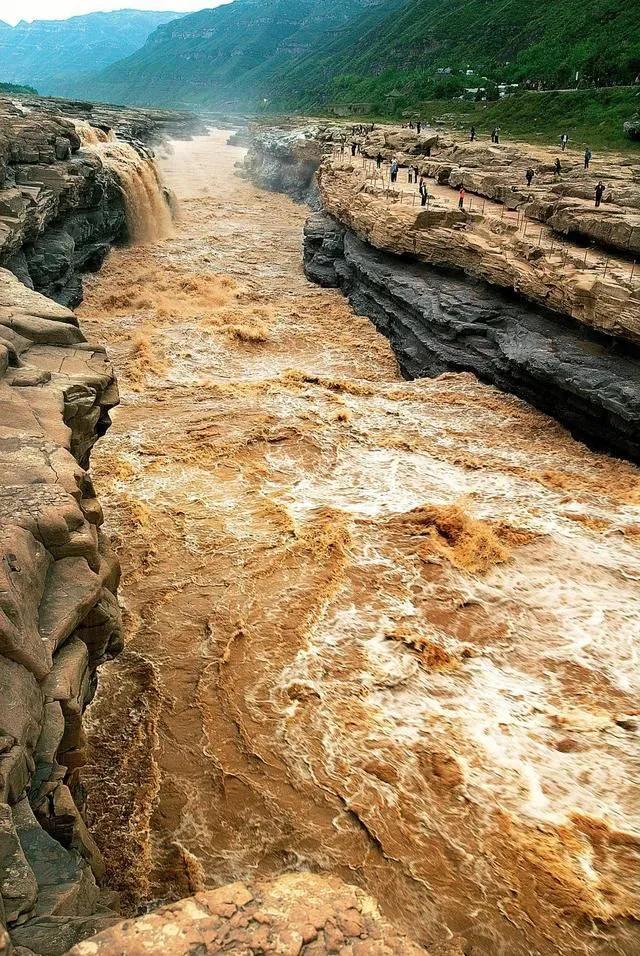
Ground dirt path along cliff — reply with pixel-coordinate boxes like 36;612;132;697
78;130;640;956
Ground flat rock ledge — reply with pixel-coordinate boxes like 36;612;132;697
0;268;122;955
67;873;437;956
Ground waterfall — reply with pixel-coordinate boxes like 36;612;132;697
76;123;175;245
100;142;175;245
74;120;115;146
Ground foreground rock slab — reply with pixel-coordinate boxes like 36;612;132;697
67;873;432;956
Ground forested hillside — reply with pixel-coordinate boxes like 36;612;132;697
268;0;640;113
75;0;387;108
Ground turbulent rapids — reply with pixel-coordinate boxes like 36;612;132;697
76;131;640;956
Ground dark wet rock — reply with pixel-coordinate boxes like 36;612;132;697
304;213;640;460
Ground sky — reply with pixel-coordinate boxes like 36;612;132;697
0;0;230;25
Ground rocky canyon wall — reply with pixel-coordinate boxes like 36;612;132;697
304;213;640;460
240;126;324;204
0;95;190;956
0;270;122;956
242;125;640;461
0;97;202;309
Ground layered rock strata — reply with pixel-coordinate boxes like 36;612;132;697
304;213;640;459
240;126;324;204
12;96;206;149
0;100;126;309
243;125;640;459
0;94;195;955
0;270;121;955
316;160;640;342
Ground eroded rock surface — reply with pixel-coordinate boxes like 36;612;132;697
242;125;640;460
0;99;127;309
0;269;121;955
0;95;202;308
68;873;432;955
304;212;640;459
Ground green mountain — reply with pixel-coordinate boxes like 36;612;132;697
76;0;390;109
79;0;639;123
267;0;640;113
0;10;183;96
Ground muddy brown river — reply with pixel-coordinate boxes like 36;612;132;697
77;130;640;956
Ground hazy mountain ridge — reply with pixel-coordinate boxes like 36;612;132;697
69;0;390;108
0;10;183;96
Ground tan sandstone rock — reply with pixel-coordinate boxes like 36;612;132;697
67;873;433;955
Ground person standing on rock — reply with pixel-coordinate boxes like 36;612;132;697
414;164;420;183
554;157;562;177
376;152;383;169
390;159;399;183
584;147;592;169
408;167;414;184
560;132;568;151
420;179;428;206
595;181;606;207
470;126;476;141
417;120;422;134
458;186;466;210
525;168;535;186
351;142;357;157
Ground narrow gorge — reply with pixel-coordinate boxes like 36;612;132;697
1;100;639;956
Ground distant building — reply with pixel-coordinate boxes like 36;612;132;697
497;83;520;97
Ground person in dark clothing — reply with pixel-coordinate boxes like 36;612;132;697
525;168;535;186
595;181;606;207
420;180;428;206
458;186;465;210
390;160;399;183
376;152;383;169
584;147;592;169
494;127;500;144
470;126;476;141
351;142;357;156
414;164;419;183
554;158;561;177
417;120;422;134
408;168;413;184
